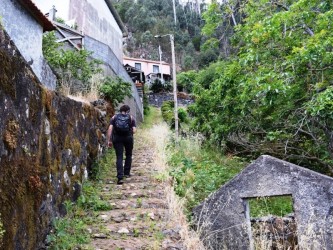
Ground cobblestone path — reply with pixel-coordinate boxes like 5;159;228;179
88;126;185;250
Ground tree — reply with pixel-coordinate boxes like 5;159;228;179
190;0;333;173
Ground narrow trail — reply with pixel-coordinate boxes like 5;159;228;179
88;123;186;250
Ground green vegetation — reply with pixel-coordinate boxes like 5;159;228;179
46;201;91;249
187;0;333;174
55;17;65;24
167;136;247;215
161;101;188;130
42;31;102;93
140;106;163;129
114;0;204;70
150;79;172;93
249;196;294;218
119;0;333;174
98;76;132;107
46;150;115;249
176;70;196;93
143;85;151;116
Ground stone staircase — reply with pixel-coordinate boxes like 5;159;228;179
135;82;144;99
87;133;184;250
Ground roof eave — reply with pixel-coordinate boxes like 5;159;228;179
17;0;56;32
104;0;128;37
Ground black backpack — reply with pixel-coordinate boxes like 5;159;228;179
114;114;131;135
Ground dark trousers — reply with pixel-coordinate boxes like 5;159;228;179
112;134;134;179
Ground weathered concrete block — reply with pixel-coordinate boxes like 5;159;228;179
193;155;333;249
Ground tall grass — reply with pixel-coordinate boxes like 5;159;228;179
167;134;247;216
144;107;205;249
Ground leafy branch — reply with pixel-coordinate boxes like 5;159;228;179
42;31;102;93
98;76;132;108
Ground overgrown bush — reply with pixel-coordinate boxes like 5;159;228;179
150;79;163;93
190;0;333;174
42;31;102;94
161;101;188;129
168;137;246;215
150;79;172;93
98;76;132;108
143;93;150;116
177;70;196;93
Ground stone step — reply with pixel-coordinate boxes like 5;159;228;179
90;237;159;250
114;182;159;191
102;183;159;193
105;221;164;237
102;189;165;200
90;220;165;240
110;198;168;210
96;208;168;224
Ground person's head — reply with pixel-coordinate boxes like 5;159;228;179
119;105;130;113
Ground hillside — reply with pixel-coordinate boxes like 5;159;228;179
114;0;219;70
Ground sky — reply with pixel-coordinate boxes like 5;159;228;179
32;0;69;19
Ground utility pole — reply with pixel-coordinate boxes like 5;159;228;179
154;34;179;139
172;0;177;25
196;0;201;15
170;34;179;138
158;44;163;83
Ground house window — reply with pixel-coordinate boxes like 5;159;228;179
153;65;159;73
135;63;141;70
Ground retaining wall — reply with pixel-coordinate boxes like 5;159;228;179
0;28;106;249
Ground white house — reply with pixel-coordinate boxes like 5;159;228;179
123;56;172;87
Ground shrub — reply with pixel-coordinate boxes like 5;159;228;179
42;31;102;94
168;137;246;214
150;79;172;93
161;101;188;129
98;76;132;108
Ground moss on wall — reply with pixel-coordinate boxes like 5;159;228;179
0;50;16;98
0;29;107;249
29;95;40;124
3;119;19;150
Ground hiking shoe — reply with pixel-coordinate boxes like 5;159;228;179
117;178;124;185
124;174;132;178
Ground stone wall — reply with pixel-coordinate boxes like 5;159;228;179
148;92;194;107
0;29;106;249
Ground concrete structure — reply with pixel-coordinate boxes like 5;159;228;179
82;36;143;121
193;155;333;249
68;0;125;61
0;0;57;90
123;56;171;87
64;1;143;121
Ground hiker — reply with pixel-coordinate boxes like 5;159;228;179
107;105;137;185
